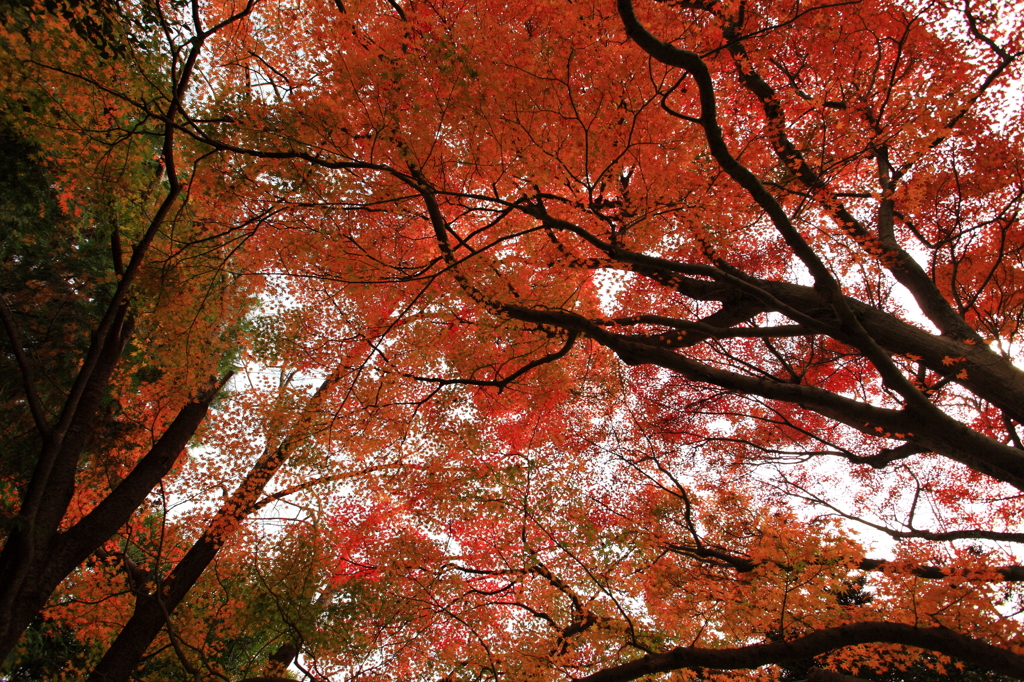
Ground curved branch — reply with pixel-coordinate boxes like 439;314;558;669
404;332;578;391
577;622;1024;682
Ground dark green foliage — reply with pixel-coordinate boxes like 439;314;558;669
0;614;98;680
0;125;118;483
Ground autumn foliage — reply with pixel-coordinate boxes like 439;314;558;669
1;0;1024;679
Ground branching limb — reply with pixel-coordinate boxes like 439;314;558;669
404;332;578;392
501;303;1024;490
779;479;1024;544
155;591;201;682
841;442;928;469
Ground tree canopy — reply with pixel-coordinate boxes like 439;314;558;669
1;0;1023;680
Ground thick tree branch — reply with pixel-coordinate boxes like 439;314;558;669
61;374;234;563
576;622;1024;682
500;303;1024;489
